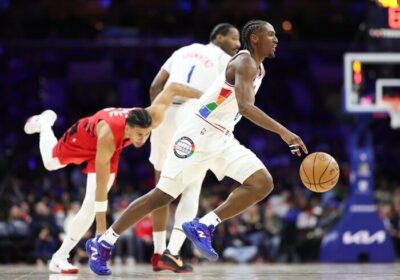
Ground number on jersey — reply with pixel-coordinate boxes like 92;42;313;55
103;108;130;118
187;65;196;83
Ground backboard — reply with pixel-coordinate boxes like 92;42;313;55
344;53;400;113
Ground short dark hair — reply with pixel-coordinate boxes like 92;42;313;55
241;20;268;51
209;23;236;42
126;108;152;128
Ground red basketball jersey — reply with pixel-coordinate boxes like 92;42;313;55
52;108;134;173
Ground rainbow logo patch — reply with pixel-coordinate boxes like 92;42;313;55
199;86;232;118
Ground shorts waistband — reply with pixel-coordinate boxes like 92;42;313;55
195;113;231;136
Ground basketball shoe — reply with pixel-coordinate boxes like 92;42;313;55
156;249;193;273
49;257;79;274
151;253;162;272
24;110;57;134
86;237;114;275
182;218;219;261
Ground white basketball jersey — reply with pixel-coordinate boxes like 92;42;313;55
196;50;265;132
162;43;231;93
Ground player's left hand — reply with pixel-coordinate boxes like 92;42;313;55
279;129;308;156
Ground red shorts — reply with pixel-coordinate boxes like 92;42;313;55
52;121;121;174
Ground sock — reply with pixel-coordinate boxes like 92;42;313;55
153;231;166;254
53;236;80;260
39;125;65;170
99;227;120;246
167;228;187;255
199;211;221;227
167;178;202;255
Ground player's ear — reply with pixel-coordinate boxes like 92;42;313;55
250;33;259;44
215;34;224;44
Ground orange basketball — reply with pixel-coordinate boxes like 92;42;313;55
299;152;340;193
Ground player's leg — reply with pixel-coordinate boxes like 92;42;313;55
148;107;176;270
157;176;203;273
49;173;115;273
183;143;273;261
87;188;174;275
24;110;65;170
88;171;190;275
150;169;169;271
169;177;203;254
212;168;272;220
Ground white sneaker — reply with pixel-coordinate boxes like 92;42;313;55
24;110;57;134
49;257;79;274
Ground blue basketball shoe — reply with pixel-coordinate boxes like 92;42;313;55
182;218;219;261
86;236;114;275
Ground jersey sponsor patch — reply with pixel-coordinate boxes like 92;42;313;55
173;136;195;158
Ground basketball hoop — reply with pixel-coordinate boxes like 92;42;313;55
382;97;400;129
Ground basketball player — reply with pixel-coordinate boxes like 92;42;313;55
88;20;307;275
23;82;201;274
149;23;240;273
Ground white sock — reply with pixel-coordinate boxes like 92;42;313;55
167;178;202;255
153;231;166;254
53;236;81;260
199;211;221;227
99;227;120;246
39;125;64;171
167;229;187;255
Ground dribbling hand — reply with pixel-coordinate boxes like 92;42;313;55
279;128;308;156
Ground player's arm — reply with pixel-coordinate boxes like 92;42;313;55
152;82;202;106
147;82;202;128
234;56;308;156
149;69;170;103
94;120;116;234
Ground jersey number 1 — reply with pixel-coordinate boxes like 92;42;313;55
187;65;196;83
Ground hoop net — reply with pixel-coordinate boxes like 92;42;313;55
382;97;400;129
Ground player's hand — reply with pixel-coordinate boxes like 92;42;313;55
279;128;308;156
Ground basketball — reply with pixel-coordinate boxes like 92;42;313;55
299;152;340;193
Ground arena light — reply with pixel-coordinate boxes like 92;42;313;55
282;20;293;32
378;0;399;8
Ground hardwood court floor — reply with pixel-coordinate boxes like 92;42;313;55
1;263;400;280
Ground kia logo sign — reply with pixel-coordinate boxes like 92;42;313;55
342;230;386;245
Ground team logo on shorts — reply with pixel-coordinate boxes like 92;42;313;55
173;136;195;158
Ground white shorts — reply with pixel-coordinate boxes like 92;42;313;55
149;100;198;171
157;115;266;198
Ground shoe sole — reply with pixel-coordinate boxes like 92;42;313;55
182;222;219;261
152;267;164;272
157;261;193;273
48;260;79;274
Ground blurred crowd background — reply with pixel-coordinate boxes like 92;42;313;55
1;0;400;265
